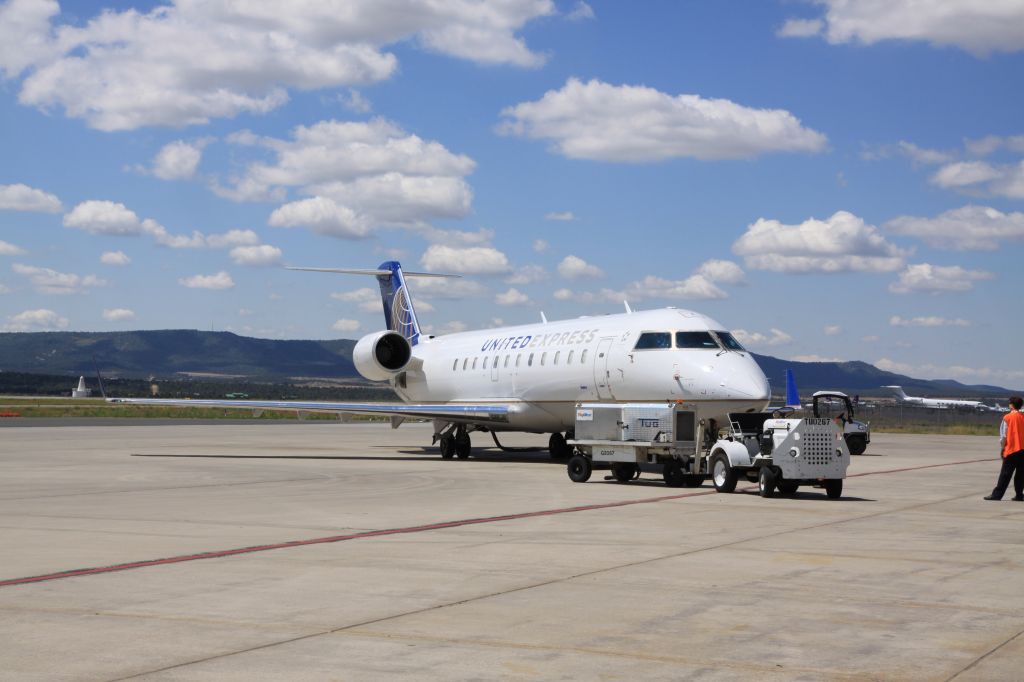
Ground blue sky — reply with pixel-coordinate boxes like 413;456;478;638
1;0;1023;386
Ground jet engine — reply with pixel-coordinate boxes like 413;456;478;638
352;330;413;381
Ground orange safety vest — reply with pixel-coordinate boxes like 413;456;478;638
1003;410;1024;457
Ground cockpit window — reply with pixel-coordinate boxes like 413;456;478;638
675;331;718;349
715;331;745;351
634;332;672;350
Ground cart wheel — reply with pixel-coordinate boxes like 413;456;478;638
711;453;737;493
683;475;705;488
845;435;867;456
824;479;843;499
611;463;637;483
663;461;685;487
567;455;592;483
758;467;776;498
777;480;799;496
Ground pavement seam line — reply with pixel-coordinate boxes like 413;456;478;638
944;625;1024;681
109;486;989;681
0;456;993;589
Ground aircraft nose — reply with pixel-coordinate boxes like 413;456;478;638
722;356;770;400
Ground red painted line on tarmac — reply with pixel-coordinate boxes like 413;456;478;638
0;456;994;589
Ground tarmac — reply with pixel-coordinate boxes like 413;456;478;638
0;422;1021;681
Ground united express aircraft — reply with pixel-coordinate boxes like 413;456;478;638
111;261;771;458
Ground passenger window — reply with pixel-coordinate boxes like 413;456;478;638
540;352;546;366
675;331;719;349
516;354;521;367
634;332;672;350
554;351;560;365
581;349;588;363
472;357;477;369
528;353;534;367
462;358;468;370
484;357;489;369
452;358;458;371
504;355;509;368
494;355;499;368
567;350;574;364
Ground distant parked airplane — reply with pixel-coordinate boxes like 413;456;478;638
883;385;991;411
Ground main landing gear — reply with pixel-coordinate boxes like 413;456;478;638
439;426;472;459
549;431;574;460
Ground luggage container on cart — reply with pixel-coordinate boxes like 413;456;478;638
566;402;706;487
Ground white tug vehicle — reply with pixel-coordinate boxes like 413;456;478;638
567;403;849;499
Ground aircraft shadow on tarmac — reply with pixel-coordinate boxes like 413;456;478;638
131;448;560;465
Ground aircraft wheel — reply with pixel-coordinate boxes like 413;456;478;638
549;432;571;460
777;480;799;495
825;479;843;499
439;434;455;460
711;453;737;493
611;463;637;483
663;461;686;488
845;435;867;456
455;429;471;459
683;475;705;488
758;467;776;498
567;455;592;483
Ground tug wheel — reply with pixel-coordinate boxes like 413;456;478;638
711;453;737;493
758;467;776;498
567;455;592;483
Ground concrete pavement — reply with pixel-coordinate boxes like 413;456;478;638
0;423;1021;680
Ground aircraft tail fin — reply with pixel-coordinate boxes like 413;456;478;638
784;369;800;409
883;385;909;401
287;261;459;346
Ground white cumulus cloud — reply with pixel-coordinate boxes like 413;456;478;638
557;255;603;279
694;259;745;284
783;0;1024;56
0;183;62;212
505;265;547;285
420;245;512;275
532;239;549;253
1;0;553;130
890;315;970;328
3;308;69;332
495;287;531;306
150;140;207;180
626;274;727;301
776;18;823;38
824;325;842;336
102;308;136;322
225;119;475;234
886;205;1024;251
12;264;106;295
331;287;384;313
733;210;908;273
545;211;576;221
0;240;26;256
889;263;993;295
229;244;283;266
332;318;361;332
100;251;131;266
498;78;827;162
179;271;235;290
732;328;793;348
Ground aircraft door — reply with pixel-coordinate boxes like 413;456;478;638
593;337;614;400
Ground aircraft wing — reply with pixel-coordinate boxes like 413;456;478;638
106;398;512;424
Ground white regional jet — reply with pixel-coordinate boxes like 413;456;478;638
882;385;988;410
110;262;771;458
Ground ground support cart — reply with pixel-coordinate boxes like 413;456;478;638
566;403;705;487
